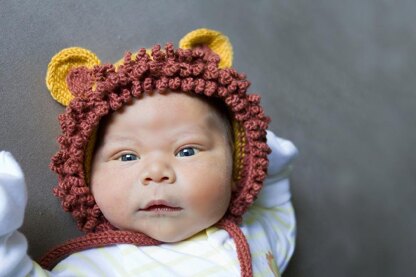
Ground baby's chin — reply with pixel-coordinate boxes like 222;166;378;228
139;227;206;243
109;213;227;242
115;223;210;243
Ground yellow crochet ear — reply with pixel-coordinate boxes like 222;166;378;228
179;28;233;68
46;47;101;106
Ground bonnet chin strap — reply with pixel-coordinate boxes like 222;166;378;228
38;219;253;277
38;230;161;270
216;218;253;277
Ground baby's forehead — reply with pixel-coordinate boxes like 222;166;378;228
97;92;230;138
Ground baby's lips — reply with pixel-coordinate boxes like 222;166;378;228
141;199;182;210
0;151;24;178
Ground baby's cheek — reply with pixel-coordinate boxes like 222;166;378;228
91;181;120;215
94;192;126;229
187;169;231;215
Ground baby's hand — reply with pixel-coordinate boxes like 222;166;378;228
0;151;27;236
266;130;298;177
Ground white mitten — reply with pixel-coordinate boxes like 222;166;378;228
265;130;298;179
0;151;27;236
254;130;299;208
0;151;33;277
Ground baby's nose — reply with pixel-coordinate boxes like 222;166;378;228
140;160;176;185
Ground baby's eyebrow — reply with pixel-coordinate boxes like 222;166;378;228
203;111;228;132
102;135;140;146
169;127;210;141
179;114;222;134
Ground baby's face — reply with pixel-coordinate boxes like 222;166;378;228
90;92;233;242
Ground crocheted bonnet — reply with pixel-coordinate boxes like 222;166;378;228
41;29;270;275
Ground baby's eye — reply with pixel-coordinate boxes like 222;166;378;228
118;153;139;161
176;147;199;157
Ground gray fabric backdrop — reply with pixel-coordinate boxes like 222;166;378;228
1;1;415;276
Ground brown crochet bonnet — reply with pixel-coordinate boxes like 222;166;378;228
40;29;270;276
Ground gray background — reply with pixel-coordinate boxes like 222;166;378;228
1;0;415;276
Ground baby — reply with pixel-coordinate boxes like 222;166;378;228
0;29;298;276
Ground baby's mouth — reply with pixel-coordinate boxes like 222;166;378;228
140;200;183;212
